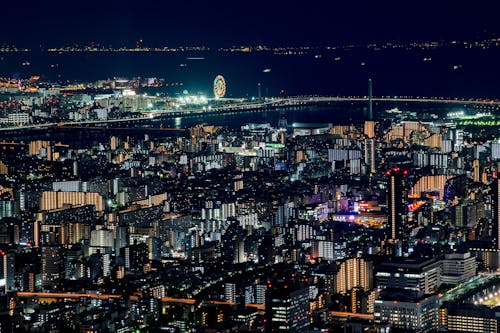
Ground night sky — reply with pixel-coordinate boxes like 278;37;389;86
2;0;500;46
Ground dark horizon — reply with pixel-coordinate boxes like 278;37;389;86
5;36;500;49
3;0;500;46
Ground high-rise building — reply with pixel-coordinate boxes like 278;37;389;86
121;242;149;273
28;140;51;156
386;168;408;243
0;200;15;219
255;284;267;305
0;161;8;175
473;159;480;182
335;256;373;294
350;287;377;314
65;246;84;280
115;225;129;254
374;290;439;332
442;303;500;333
375;257;441;294
224;283;237;303
492;177;500;250
364;121;376;139
266;281;310;332
90;229;114;248
40;191;104;212
89;252;104;281
492;142;500;160
312;240;334;261
0;251;15;292
110;136;120;150
441;252;476;285
364;139;376;174
41;246;63;290
148;237;162;260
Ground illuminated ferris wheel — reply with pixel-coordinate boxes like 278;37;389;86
213;75;226;98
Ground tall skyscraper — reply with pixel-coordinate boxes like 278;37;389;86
0;251;15;291
491;178;500;250
364;139;376;174
387;168;408;243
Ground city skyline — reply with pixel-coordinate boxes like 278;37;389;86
2;1;500;332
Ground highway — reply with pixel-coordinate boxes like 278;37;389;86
330;311;374;319
16;292;379;319
0;95;497;133
16;291;122;300
161;297;265;310
280;96;500;105
15;292;266;310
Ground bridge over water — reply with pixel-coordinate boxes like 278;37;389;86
0;96;495;139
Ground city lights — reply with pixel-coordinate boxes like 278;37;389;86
1;0;499;331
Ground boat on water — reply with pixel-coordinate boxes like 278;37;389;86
386;107;402;114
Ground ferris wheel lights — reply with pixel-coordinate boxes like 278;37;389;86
213;75;226;98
